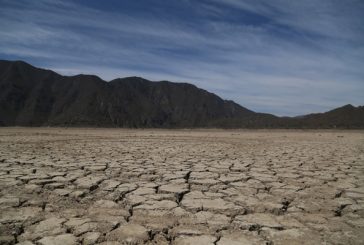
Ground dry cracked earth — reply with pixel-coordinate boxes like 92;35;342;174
0;128;364;245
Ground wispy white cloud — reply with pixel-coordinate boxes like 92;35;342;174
212;0;364;40
0;0;363;116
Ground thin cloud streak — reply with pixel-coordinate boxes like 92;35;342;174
0;0;363;116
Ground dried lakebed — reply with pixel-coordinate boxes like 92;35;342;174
0;128;363;245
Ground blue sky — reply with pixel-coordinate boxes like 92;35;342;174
1;0;363;116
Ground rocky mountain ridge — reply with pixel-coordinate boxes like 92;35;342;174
0;60;363;128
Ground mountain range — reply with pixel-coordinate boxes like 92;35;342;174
0;60;363;128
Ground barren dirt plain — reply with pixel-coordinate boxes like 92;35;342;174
0;128;364;245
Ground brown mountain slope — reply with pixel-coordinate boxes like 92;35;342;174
0;60;274;127
0;60;362;128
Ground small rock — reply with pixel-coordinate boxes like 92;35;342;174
82;232;100;245
16;241;35;245
0;197;20;208
218;231;265;245
159;184;189;194
19;217;66;240
173;235;216;245
70;190;86;198
106;224;149;243
0;235;15;245
38;234;77;245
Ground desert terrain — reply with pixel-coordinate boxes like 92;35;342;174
0;128;363;245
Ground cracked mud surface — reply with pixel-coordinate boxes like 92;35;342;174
0;128;363;245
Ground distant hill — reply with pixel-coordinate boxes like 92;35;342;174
0;60;362;128
283;104;364;128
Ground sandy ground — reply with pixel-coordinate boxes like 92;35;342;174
0;128;363;245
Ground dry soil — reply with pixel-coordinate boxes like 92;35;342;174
0;128;363;244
